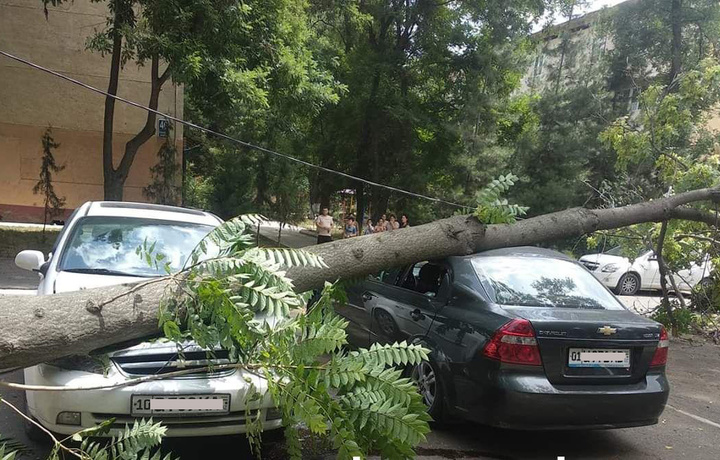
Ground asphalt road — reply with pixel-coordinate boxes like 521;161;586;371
2;226;718;459
2;340;718;460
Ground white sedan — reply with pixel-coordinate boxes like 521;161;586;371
14;201;283;439
578;247;713;295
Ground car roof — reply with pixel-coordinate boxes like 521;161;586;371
82;201;222;226
450;246;575;264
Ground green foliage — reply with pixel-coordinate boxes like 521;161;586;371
0;433;19;460
33;127;65;229
4;416;171;460
607;0;720;91
0;443;16;460
143;135;181;205
601;60;720;178
474;174;529;224
651;306;698;335
691;277;720;313
589;0;720;310
152;216;431;459
63;419;174;460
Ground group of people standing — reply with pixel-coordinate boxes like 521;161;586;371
363;213;410;235
314;207;410;244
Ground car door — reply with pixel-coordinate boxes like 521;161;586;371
339;268;402;348
369;261;445;345
633;251;660;289
671;254;711;290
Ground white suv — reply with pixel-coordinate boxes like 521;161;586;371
579;247;713;296
14;201;283;438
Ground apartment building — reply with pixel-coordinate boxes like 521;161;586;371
0;0;183;222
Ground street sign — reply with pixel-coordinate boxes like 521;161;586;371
158;119;169;138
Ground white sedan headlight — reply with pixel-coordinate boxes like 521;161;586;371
601;263;620;273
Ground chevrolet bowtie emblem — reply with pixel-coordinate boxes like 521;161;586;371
598;326;617;336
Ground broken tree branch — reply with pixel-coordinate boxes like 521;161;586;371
0;186;719;370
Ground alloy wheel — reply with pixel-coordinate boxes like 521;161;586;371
411;361;436;407
620;275;638;295
376;311;397;336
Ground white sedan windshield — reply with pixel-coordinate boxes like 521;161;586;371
59;217;214;277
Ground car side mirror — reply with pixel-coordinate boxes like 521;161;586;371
15;250;45;272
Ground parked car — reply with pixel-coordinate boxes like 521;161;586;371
14;201;283;439
578;247;713;295
336;247;669;429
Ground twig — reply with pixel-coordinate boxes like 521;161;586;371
0;398;83;459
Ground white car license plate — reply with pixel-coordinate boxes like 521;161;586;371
568;348;630;368
131;394;230;416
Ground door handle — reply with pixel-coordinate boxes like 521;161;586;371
362;292;374;302
410;308;425;321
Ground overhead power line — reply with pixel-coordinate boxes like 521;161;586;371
0;49;471;211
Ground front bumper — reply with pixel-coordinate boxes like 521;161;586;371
590;270;624;291
24;364;283;437
453;370;669;430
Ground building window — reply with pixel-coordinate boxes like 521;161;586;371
533;53;544;78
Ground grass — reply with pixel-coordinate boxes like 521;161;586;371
0;226;60;258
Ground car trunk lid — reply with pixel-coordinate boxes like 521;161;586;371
504;306;662;385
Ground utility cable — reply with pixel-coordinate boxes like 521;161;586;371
0;49;471;210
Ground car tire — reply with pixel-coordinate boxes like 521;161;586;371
22;392;51;444
699;277;714;290
408;358;446;423
374;309;399;338
616;273;640;296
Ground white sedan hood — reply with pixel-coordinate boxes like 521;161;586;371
579;253;630;265
52;271;151;294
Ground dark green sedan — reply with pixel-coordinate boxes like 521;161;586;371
337;247;669;430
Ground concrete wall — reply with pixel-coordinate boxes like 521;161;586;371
0;0;183;223
518;9;614;95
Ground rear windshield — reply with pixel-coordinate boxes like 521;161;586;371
472;256;625;310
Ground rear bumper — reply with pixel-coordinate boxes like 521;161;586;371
453;370;669;430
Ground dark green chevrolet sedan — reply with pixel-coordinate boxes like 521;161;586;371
337;247;669;429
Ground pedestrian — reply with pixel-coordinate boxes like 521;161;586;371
315;207;333;244
344;216;358;238
386;214;399;231
400;214;410;228
364;218;375;235
375;218;386;233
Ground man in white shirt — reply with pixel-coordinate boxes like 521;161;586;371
315;207;334;244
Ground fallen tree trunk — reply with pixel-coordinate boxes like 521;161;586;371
1;187;718;370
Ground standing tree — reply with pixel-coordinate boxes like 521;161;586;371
143;130;180;205
303;0;552;221
262;159;310;245
33;127;65;236
42;0;335;201
593;0;720;331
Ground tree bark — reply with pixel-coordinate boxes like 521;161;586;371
102;15;124;201
0;187;718;370
656;221;679;336
669;0;683;87
117;55;169;185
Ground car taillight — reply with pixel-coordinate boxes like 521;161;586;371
482;318;542;366
650;326;669;367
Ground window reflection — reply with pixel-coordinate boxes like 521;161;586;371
60;217;214;277
472;256;624;310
